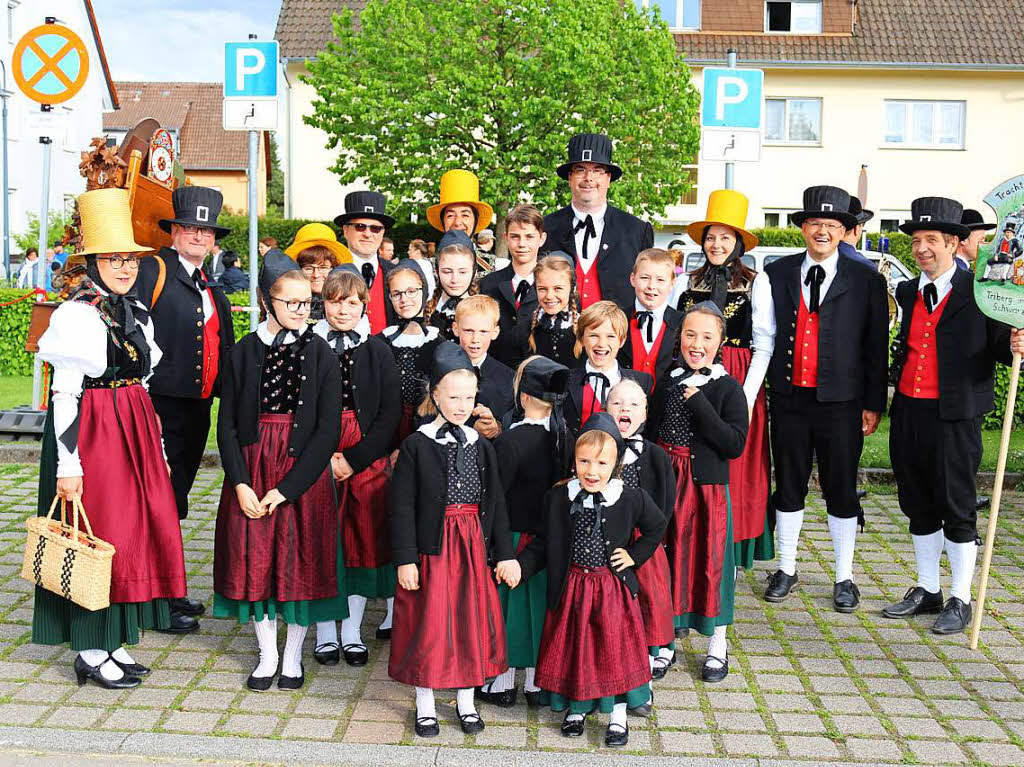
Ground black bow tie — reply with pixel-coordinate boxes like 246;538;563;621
441;296;459;314
271;329;293;348
386;316;427;342
361;262;375;289
327;328;361;352
585;371;611;406
513;280;531;308
574;214;596;260
922;283;938;314
437;421;470;476
636;311;654;343
624;436;644;460
569;489;605;535
675;366;711;385
804;264;826;314
192;268;208;292
543;311;568;331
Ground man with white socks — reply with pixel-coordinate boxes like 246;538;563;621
762;186;889;612
883;196;1023;634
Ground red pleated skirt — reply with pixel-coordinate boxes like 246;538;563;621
214;414;338;603
396;403;416;444
721;346;770;543
658;443;728;618
338;410;391;569
389;505;507;688
76;385;186;603
535;565;651;701
632;529;675;647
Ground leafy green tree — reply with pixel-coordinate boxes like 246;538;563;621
267;135;285;216
14;210;73;254
304;0;700;247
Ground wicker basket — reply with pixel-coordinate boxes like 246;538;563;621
21;497;116;611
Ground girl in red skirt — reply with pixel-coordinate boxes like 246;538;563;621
214;250;343;691
605;379;677;686
647;301;748;683
513;412;667;747
389;342;518;738
312;265;401;667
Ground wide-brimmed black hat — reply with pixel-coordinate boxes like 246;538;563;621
158;186;231;238
429;341;475;388
848;196;874;226
333;190;396;229
899;197;969;238
790;186;858;230
961;208;996;232
556;133;623;182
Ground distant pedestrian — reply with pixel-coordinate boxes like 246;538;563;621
218;251;250;293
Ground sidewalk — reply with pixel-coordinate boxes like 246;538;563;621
0;464;1022;765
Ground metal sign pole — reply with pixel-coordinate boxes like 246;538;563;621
247;129;259;331
724;49;737;190
30;134;52;410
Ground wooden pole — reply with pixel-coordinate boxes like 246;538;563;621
970;351;1022;650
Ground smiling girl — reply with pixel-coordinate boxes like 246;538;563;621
513;252;583;369
427;230;478;340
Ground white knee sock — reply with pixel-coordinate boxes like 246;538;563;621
281;623;307;677
707;625;728;666
828;515;857;583
456;687;478;716
252;617;279;678
609;702;627;728
913;531;944;593
80;649;125;681
315;620;338;648
110;647;136;665
415;687;436;720
523;667;540;693
658;646;675;662
482;667;515;693
379;597;394;631
776;508;804;576
946;538;978;604
341;595;367;647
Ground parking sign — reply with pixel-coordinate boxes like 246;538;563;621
701;67;764;130
224;41;278;98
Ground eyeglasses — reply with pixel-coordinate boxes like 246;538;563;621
389;287;423;301
181;225;216;237
569;165;610;178
96;255;141;270
302;265;333;275
804;220;844;233
348;223;385;234
271;297;312;313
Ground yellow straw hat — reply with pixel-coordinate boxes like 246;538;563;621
284;222;353;264
75;188;150;257
687;189;759;252
425;170;494;234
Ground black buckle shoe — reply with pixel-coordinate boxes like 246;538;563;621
109;652;150;677
277;664;305;690
523;690;543;708
560;712;587;737
74;655;142;689
604;723;629;747
764;570;798;602
932;597;972;635
833;580;861;613
476;686;517;707
156;611;200;635
651;652;676;680
314;642;340;666
375;627;392;640
701;654;729;683
246;669;275;691
414;717;439;738
882;586;944;619
168;597;206;617
457;706;485;734
342;643;368;666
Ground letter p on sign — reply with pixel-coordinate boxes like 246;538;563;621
715;77;748;121
224;41;278;99
236;48;266;91
701;67;763;131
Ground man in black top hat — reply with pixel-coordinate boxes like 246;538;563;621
543;133;653;314
883;197;1023;634
137;186;236;633
839;197;876;269
956;209;996;271
334;191;398;334
762;185;889;614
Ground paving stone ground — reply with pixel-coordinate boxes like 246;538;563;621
0;463;1023;765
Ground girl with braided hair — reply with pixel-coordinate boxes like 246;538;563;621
511;252;584;370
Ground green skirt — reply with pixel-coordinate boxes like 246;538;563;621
675;491;736;638
549;682;651;715
346;564;396;600
734;506;775;570
649;639;676;657
497;532;547;668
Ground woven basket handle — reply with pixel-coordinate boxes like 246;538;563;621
45;495;69;526
70;497;96;542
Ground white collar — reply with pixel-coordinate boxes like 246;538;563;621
386;324;439;347
510;415;550;431
313;315;370;349
801;250;840;278
634;298;668;324
621;432;644;465
511;263;536;282
585;360;621;385
917;263;957;294
177;253;205;277
670;361;728;387
418;420;480;445
471;353;487;368
256;320;306;346
349;253;378;272
567;477;624;506
540;309;575;329
572;203;607;226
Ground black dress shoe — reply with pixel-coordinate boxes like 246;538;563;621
375;627;392;640
168;597;206;617
674;626;690;638
156;612;200;635
833;580;861;613
629;686;653;717
764;570;798;602
247;669;275;691
560;712;586;737
882;587;944;619
277;664;304;690
523;690;542;707
314;643;340;666
604;723;629;747
702;655;729;683
109;653;150;677
342;643;368;666
651;653;676;680
415;717;439;737
74;655;142;689
476;686;517;707
932;597;972;635
457;707;485;734
976;497;990;511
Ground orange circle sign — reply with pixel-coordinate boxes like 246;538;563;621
12;24;90;105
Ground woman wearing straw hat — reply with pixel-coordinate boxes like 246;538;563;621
675;190;775;575
32;188;187;689
426;170;494;273
285;222;352;322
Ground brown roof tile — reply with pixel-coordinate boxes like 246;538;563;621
276;0;367;60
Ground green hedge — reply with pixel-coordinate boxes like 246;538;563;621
0;289;46;375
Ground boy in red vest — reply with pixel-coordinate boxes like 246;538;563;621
334;191;397;334
884;197;1024;634
618;248;683;383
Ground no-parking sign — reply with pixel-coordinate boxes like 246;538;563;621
12;23;90;105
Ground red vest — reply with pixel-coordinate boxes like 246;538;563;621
630;317;667;383
200;289;220;399
898;292;950;399
576;261;602;310
582;382;604;423
792;297;820;388
365;268;388;335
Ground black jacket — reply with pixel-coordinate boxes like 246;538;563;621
390;431;514;566
338;336;402;473
618;305;684;382
137;247;235;398
764;252;889;412
543;204;655;315
647;370;748;485
217;331;341;501
476;355;515;423
218;265;250;294
624;440;676;524
511;311;583;370
891;268;1012;421
518;484;667;608
562;366;653;434
495;424;564;534
479;265;538;368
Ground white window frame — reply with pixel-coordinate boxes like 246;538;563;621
637;0;701;31
765;0;822;34
882;100;965;150
764;96;822;146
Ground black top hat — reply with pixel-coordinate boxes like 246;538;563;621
159;186;231;238
429;341;475;388
1004;221;1017;233
333;191;396;229
848;196;874;226
790;186;858;229
578;411;625;457
556;133;623;182
518;356;570;404
258;248;303;300
899;197;969;238
961;208;996;232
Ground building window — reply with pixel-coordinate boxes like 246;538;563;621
636;0;700;30
764;213;779;228
883;100;965;149
765;97;822;144
765;1;821;33
880;218;902;233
